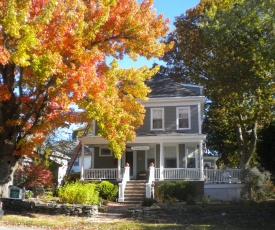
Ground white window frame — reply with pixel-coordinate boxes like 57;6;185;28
176;106;191;130
151;108;164;130
99;148;112;157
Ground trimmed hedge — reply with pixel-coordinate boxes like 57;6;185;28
156;181;196;202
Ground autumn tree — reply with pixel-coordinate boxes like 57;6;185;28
0;0;171;197
162;0;275;168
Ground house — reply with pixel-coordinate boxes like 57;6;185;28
67;145;92;173
78;73;208;201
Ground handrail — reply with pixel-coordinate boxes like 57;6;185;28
118;166;130;202
146;165;155;198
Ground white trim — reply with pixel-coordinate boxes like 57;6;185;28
150;107;165;131
99;148;112;157
198;104;202;134
176;106;191;130
80;134;206;145
138;96;205;107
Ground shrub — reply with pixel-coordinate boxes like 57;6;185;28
241;172;275;202
14;162;54;196
63;172;81;184
174;181;196;201
58;181;99;205
142;198;157;207
156;182;175;201
97;181;118;201
156;181;197;202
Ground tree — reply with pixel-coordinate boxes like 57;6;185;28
14;161;54;192
0;0;172;197
162;0;275;168
257;122;275;184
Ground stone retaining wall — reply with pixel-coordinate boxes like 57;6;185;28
0;198;98;217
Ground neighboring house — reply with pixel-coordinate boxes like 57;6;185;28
69;146;92;173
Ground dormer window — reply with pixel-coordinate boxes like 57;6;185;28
177;107;190;130
151;108;164;130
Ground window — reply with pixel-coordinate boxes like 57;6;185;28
164;146;177;168
151;108;164;130
186;146;196;168
73;157;79;166
177;107;190;129
100;148;112;157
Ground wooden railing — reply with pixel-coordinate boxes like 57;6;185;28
84;168;118;180
154;168;201;180
203;169;249;184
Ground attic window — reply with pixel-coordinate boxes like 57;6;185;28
177;107;191;130
100;148;112;157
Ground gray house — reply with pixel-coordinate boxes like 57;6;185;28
78;73;207;201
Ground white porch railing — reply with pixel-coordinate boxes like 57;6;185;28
203;169;247;184
84;168;118;180
118;166;130;202
155;168;201;180
146;165;155;198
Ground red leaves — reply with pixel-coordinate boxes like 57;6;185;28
16;162;54;190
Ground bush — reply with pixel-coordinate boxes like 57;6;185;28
156;182;175;201
63;172;81;184
174;181;196;201
142;198;157;207
58;181;99;205
156;181;197;202
97;181;118;201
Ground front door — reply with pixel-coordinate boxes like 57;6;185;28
125;151;134;177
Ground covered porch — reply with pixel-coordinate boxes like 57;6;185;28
79;134;207;182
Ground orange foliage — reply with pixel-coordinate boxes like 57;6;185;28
0;0;171;158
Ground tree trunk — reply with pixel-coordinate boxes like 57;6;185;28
0;154;19;198
237;123;258;168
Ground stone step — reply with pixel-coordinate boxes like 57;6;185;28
122;181;146;203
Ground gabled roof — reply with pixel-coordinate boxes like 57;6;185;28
146;73;202;98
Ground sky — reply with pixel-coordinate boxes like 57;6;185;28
116;0;200;68
65;1;200;138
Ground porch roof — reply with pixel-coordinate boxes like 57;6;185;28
80;133;206;145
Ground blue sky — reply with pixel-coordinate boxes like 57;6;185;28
116;0;200;68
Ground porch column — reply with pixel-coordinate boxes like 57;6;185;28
199;141;204;180
117;158;121;180
159;142;164;180
80;143;85;180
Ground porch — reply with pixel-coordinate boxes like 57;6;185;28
83;167;245;184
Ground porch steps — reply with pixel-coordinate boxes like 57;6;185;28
123;180;146;203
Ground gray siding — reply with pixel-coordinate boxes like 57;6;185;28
94;147;117;168
136;105;200;134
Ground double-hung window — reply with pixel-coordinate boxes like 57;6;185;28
151;108;164;130
177;107;190;130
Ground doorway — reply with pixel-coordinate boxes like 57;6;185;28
125;151;134;177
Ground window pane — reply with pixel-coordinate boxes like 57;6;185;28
153;119;162;129
179;118;188;128
165;158;177;168
178;108;189;129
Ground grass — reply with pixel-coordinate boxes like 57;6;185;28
1;201;275;229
